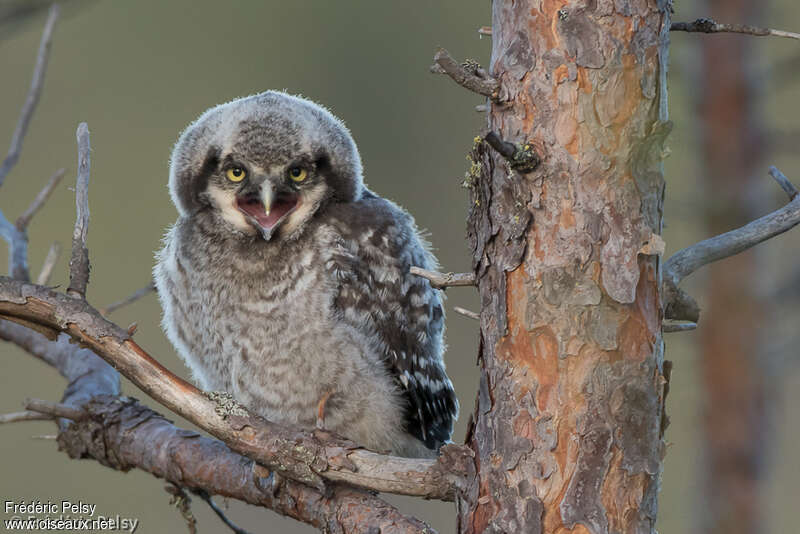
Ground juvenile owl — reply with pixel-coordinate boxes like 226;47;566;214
154;91;458;458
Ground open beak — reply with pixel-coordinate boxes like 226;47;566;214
236;181;300;241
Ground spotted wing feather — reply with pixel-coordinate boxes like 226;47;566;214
326;191;458;450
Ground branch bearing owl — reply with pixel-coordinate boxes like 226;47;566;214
154;91;458;458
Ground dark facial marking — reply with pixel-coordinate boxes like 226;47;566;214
186;145;220;213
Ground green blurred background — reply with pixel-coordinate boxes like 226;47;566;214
0;1;798;533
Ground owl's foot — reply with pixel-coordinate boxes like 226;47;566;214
316;390;333;429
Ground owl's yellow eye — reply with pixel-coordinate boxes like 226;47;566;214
226;167;246;182
289;167;307;182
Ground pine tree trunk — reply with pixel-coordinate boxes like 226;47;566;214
698;1;767;532
459;2;672;532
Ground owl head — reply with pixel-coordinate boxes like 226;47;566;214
168;91;364;240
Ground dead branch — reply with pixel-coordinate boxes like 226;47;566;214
0;3;59;188
15;168;65;231
36;241;61;285
671;18;800;41
101;281;156;315
410;266;476;289
67;123;91;298
431;48;499;99
664;167;800;287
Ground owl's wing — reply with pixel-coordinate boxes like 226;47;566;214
326;193;458;450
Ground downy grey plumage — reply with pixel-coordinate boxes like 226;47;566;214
154;91;458;457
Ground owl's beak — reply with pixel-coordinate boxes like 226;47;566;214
236;180;299;241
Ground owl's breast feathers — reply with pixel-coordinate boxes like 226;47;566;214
323;190;459;450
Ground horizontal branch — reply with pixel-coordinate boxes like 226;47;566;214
664;167;800;287
431;48;499;99
671;18;800;41
0;278;471;501
410;266;476;289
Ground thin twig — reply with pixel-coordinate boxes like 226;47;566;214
36;241;61;285
431;48;499;99
410;266;476;289
194;490;253;534
664;167;800;286
0;4;60;188
453;306;480;321
24;398;86;421
15;168;66;231
0;410;53;424
662;322;698;333
768;166;799;200
101;281;156;315
0;211;28;281
67;123;91;299
671;18;800;41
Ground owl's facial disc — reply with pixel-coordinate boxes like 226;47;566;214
236;186;299;241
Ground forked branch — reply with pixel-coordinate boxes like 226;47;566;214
663;167;800;322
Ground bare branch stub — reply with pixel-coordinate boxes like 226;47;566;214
23;398;86;421
68;123;91;299
410;266;476;289
0;4;60;188
769;165;799;200
484;131;540;173
431;48;499;100
662;321;698;333
16;168;66;231
453;306;480;321
671;18;800;41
